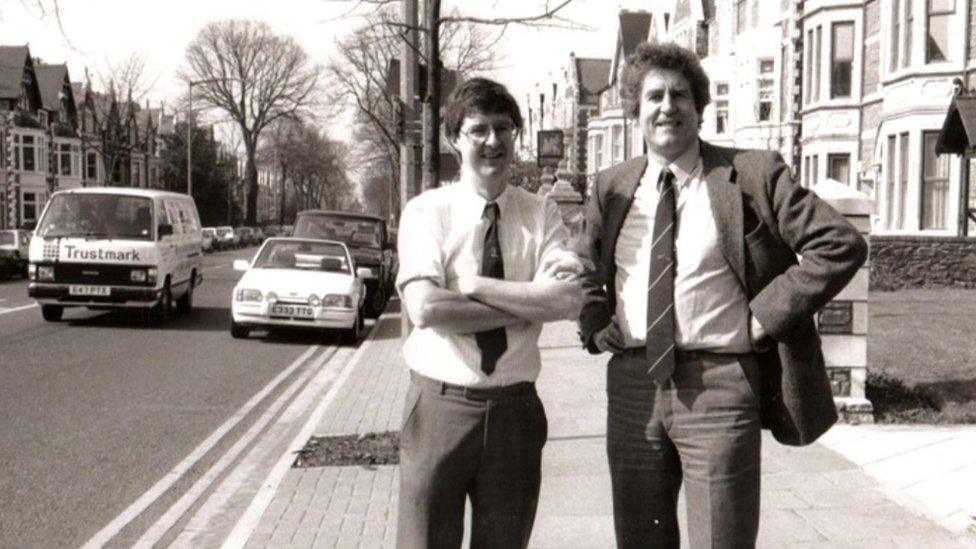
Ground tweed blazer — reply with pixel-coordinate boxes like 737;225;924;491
577;141;868;446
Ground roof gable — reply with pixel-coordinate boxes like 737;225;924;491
0;45;32;100
937;96;976;155
574;57;611;96
35;63;71;110
610;11;654;85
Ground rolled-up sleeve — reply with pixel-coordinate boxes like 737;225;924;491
533;198;572;280
395;200;445;296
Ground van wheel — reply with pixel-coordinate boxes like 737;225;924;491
176;277;194;315
148;285;173;325
230;319;250;339
41;305;63;322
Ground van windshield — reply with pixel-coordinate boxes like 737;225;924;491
36;194;154;240
293;216;383;250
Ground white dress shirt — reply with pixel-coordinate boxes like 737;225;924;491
614;143;753;352
396;181;571;387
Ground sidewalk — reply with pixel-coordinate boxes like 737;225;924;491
240;308;976;548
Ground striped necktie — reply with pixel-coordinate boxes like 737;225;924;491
475;201;507;375
646;168;677;383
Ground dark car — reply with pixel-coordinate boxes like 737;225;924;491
292;210;393;318
0;229;31;278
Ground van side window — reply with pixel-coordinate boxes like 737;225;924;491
178;202;199;233
164;201;184;235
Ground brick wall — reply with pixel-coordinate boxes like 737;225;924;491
870;236;976;290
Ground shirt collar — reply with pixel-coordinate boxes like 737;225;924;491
455;180;512;221
645;140;702;190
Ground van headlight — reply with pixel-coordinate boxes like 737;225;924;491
28;264;36;280
321;294;351;308
130;269;147;282
38;265;54;281
147;268;158;284
236;289;263;302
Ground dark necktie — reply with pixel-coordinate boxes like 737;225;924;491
646;168;677;383
475;202;507;375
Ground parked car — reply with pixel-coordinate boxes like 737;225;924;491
252;227;266;245
291;210;394;318
201;227;216;253
214;226;236;250
234;227;250;248
0;229;31;278
230;237;368;342
28;188;204;324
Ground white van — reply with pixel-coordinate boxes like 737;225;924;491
28;188;204;324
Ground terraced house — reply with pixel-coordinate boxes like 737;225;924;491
1;44;167;230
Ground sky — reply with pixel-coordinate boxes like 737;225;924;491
0;0;663;147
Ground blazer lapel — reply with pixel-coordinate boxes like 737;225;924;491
603;156;647;263
701;142;747;289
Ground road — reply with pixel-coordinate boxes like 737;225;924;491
0;245;362;548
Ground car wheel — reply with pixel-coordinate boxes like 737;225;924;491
41;305;63;322
148;284;173;325
230;319;250;339
365;286;387;319
342;309;363;344
176;277;194;315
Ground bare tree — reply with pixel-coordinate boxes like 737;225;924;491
77;54;154;186
181;20;320;225
332;0;584;188
328;5;503;218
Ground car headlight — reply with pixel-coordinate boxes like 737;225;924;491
308;294;321;307
321;294;351;308
236;288;263;302
38;265;54;281
130;269;147;282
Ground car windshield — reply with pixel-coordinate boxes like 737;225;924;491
252;240;350;273
293;216;384;250
0;231;14;246
216;228;232;236
36;194;154;240
202;229;215;236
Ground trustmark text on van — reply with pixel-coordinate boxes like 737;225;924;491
27;188;204;324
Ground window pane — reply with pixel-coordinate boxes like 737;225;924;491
831;23;855;97
929;0;954;11
828;154;851;184
904;0;913;67
886;135;896;228
814;27;822;101
891;0;901;71
922;132;950;229
927;14;950;62
898;133;909;229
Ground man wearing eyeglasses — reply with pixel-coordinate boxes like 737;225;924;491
395;77;584;548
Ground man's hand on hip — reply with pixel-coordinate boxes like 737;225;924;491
594;319;625;354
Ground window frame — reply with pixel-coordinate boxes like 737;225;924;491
925;0;954;63
830;22;855;98
827;153;851;185
920;130;950;229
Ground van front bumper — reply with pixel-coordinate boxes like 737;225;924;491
28;283;161;307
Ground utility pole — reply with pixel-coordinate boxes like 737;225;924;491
400;0;421;208
422;0;442;190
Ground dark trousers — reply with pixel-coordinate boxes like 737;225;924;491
396;373;548;549
607;351;762;549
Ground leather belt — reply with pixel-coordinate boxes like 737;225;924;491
619;347;751;363
410;371;536;400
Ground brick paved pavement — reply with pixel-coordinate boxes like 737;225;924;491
244;305;976;548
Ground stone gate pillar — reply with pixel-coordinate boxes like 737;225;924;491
811;179;873;424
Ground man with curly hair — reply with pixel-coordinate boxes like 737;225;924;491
577;42;867;547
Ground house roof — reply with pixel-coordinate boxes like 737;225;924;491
574;57;611;96
0;45;31;99
619;10;653;59
936;95;976;155
35;63;70;110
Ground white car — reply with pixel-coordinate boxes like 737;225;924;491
230;238;369;342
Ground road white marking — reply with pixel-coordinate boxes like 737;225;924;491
136;345;341;547
81;344;321;549
0;303;38;316
222;313;396;549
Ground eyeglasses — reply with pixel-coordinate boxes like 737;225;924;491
459;123;518;144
